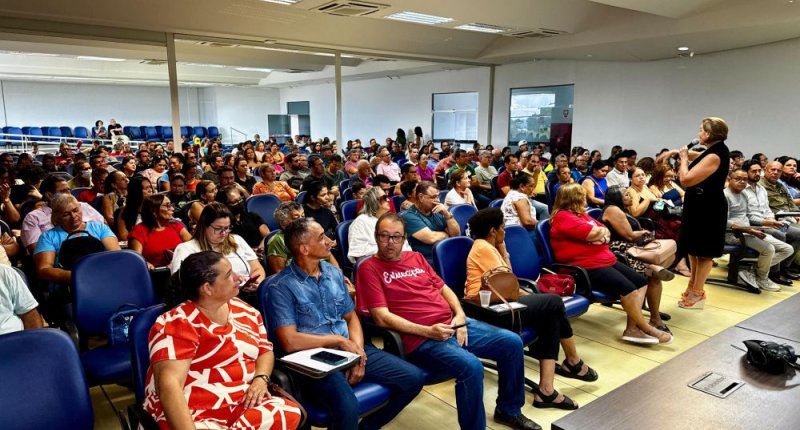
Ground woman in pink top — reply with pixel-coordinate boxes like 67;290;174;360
416;154;434;182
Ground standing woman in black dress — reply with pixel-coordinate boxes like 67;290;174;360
677;117;730;309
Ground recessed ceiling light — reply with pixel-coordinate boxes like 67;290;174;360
454;23;509;34
259;0;301;5
76;56;126;62
235;67;273;73
183;62;226;68
384;11;454;25
585;54;593;58
677;46;690;51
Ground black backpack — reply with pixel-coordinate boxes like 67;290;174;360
57;230;106;270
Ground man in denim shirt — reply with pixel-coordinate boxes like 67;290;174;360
267;218;424;430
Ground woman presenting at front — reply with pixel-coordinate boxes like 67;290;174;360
674;117;730;309
145;251;301;429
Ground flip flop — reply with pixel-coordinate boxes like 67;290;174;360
555;359;599;382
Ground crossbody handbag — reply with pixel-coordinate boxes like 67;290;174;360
479;267;522;332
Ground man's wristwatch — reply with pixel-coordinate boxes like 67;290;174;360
253;374;270;384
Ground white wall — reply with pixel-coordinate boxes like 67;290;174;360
279;67;491;144
492;37;800;158
198;86;281;145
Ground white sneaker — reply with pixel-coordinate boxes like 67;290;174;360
757;277;781;292
738;270;759;290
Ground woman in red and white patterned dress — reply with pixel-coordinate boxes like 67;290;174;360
144;251;302;430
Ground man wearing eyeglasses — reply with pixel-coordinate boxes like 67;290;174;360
356;213;541;430
401;181;460;264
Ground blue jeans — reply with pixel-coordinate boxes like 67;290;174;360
407;318;525;430
297;344;424;430
530;198;550;221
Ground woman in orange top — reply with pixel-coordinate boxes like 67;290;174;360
144;251;301;430
252;163;296;202
465;208;596;410
269;143;284;166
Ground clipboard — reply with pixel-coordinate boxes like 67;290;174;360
278;347;360;379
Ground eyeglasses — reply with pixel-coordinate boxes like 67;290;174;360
423;192;439;199
377;233;405;243
208;224;232;235
730;177;748;182
160;202;173;209
379;195;390;202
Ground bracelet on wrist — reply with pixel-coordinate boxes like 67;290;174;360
252;374;270;384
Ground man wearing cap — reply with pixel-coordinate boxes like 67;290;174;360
514;140;529;159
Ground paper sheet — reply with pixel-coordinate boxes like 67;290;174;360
279;347;360;373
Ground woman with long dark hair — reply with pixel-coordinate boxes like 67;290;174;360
116;176;153;241
129;194;191;269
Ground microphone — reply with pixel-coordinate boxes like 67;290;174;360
687;138;701;149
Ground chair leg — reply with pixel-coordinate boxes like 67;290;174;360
480;360;538;392
706;255;761;294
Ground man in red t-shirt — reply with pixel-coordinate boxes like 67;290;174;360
356;213;540;430
496;155;519;197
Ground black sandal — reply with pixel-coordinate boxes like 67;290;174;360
532;385;578;410
554;359;598;382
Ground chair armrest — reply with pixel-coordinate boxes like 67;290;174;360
636;216;655;231
517;277;539;294
361;317;405;359
548;264;592;298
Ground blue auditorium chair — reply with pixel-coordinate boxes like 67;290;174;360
489;198;503;208
257;279;392;428
341;187;354;202
1;126;23;147
339;179;350;191
24;126;44;142
392;195;406;211
438;189;448;203
431;237;538;391
71;187;90;199
295;191;307;204
207;126;220;139
490;175;500;199
0;329;94;430
124;126;143;140
341;199;360;221
71;250;157;386
143;126;159;141
336;219;353;276
46;127;63;143
159;126;173;141
193;126;208;139
74;126;89;140
448;204;477;236
60;126;73;138
245;194;282;230
128;304;165;430
180;126;192;138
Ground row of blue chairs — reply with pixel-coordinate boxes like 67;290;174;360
0;125;221;146
1;126;91;145
114;125;220;142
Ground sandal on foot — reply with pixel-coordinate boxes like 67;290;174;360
645;327;673;345
622;328;659;345
649;322;672;335
678;290;705;309
532;386;578;410
555;359;598;382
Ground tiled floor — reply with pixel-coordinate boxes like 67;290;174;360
91;264;798;429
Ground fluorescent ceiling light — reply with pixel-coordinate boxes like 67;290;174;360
236;67;273;73
677;46;690;51
455;23;509;34
183;62;226;68
76;56;126;62
259;0;301;4
385;11;453;25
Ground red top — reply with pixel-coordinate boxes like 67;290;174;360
550;210;616;269
129;221;186;267
78;189;99;204
356;251;453;353
496;170;513;196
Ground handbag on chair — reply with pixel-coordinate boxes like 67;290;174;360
627;238;677;268
536;268;576;297
480;267;520;303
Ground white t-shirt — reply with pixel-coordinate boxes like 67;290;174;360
169;234;258;276
444;188;476;208
347;214;412;263
501;189;536;227
0;266;38;335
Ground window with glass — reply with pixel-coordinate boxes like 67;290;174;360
509;85;574;153
432;92;478;143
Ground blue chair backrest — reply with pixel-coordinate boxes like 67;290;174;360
536;219;555;265
143;126;159;141
295;191;307;204
504;225;544;279
392;195;406;211
587;208;602;221
193;126;208;139
3;127;22;141
341;199;360;221
438;190;448;203
71;187;90;199
336;220;353;271
129;304;165;404
180;126;192;138
72;251;157;337
60;126;73;138
124;126;142;139
490;175;499;199
73;126;89;139
489;198;503;208
207;126;220;139
41;127;51;136
342;187;354;201
160;126;173;140
47;127;62;138
339;179;350;190
245;194;282;230
26;127;43;138
449;204;477;236
432;236;473;298
256;275;283;349
0;329;94;430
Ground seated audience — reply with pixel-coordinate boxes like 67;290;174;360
398;180;418;211
267;218;424;430
182;163;201;192
234;156;257;193
324;154;347;191
549;184;671;345
473;150;497;202
402;181;460;264
376;147;401;182
501;173;538;238
116;176;154;241
465;208;598;409
302;180;338;241
348;186;411;263
129;194;191;270
625;168;659;217
0;167;20;224
101;171;128;225
167;173;195;214
581;160;609;207
188;180;218;230
11;166;46;208
0;265;45;335
145;251;301;430
393;163;418;197
778;156;800;204
217;185;269;250
416;154;435;182
141;156;169;193
33;194;120;284
67;160;92;190
761;161;799;216
606;152;630;188
444;169;477;208
350;180;368;200
22;175;105;253
301;155;339;199
218;165;251;199
351;160;374;187
279;153;307;190
170;203;265;294
548;166;574;203
78;167;107;204
726;169;794;291
253;163;296;202
120;156;138;178
497;155;519;197
357;213;541;430
344;148;361;176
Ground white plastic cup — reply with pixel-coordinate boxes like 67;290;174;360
479;290;492;308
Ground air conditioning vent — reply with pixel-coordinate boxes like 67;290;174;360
362;57;396;62
508;28;567;38
282;69;316;73
194;41;241;48
455;23;510;34
314;1;388;17
140;59;167;65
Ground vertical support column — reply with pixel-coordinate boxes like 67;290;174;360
487;65;495;147
166;33;182;146
335;52;343;147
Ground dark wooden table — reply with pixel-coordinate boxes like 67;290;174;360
736;294;800;343
552;326;800;430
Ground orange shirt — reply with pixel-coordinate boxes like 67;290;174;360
465;239;509;300
252;180;296;202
